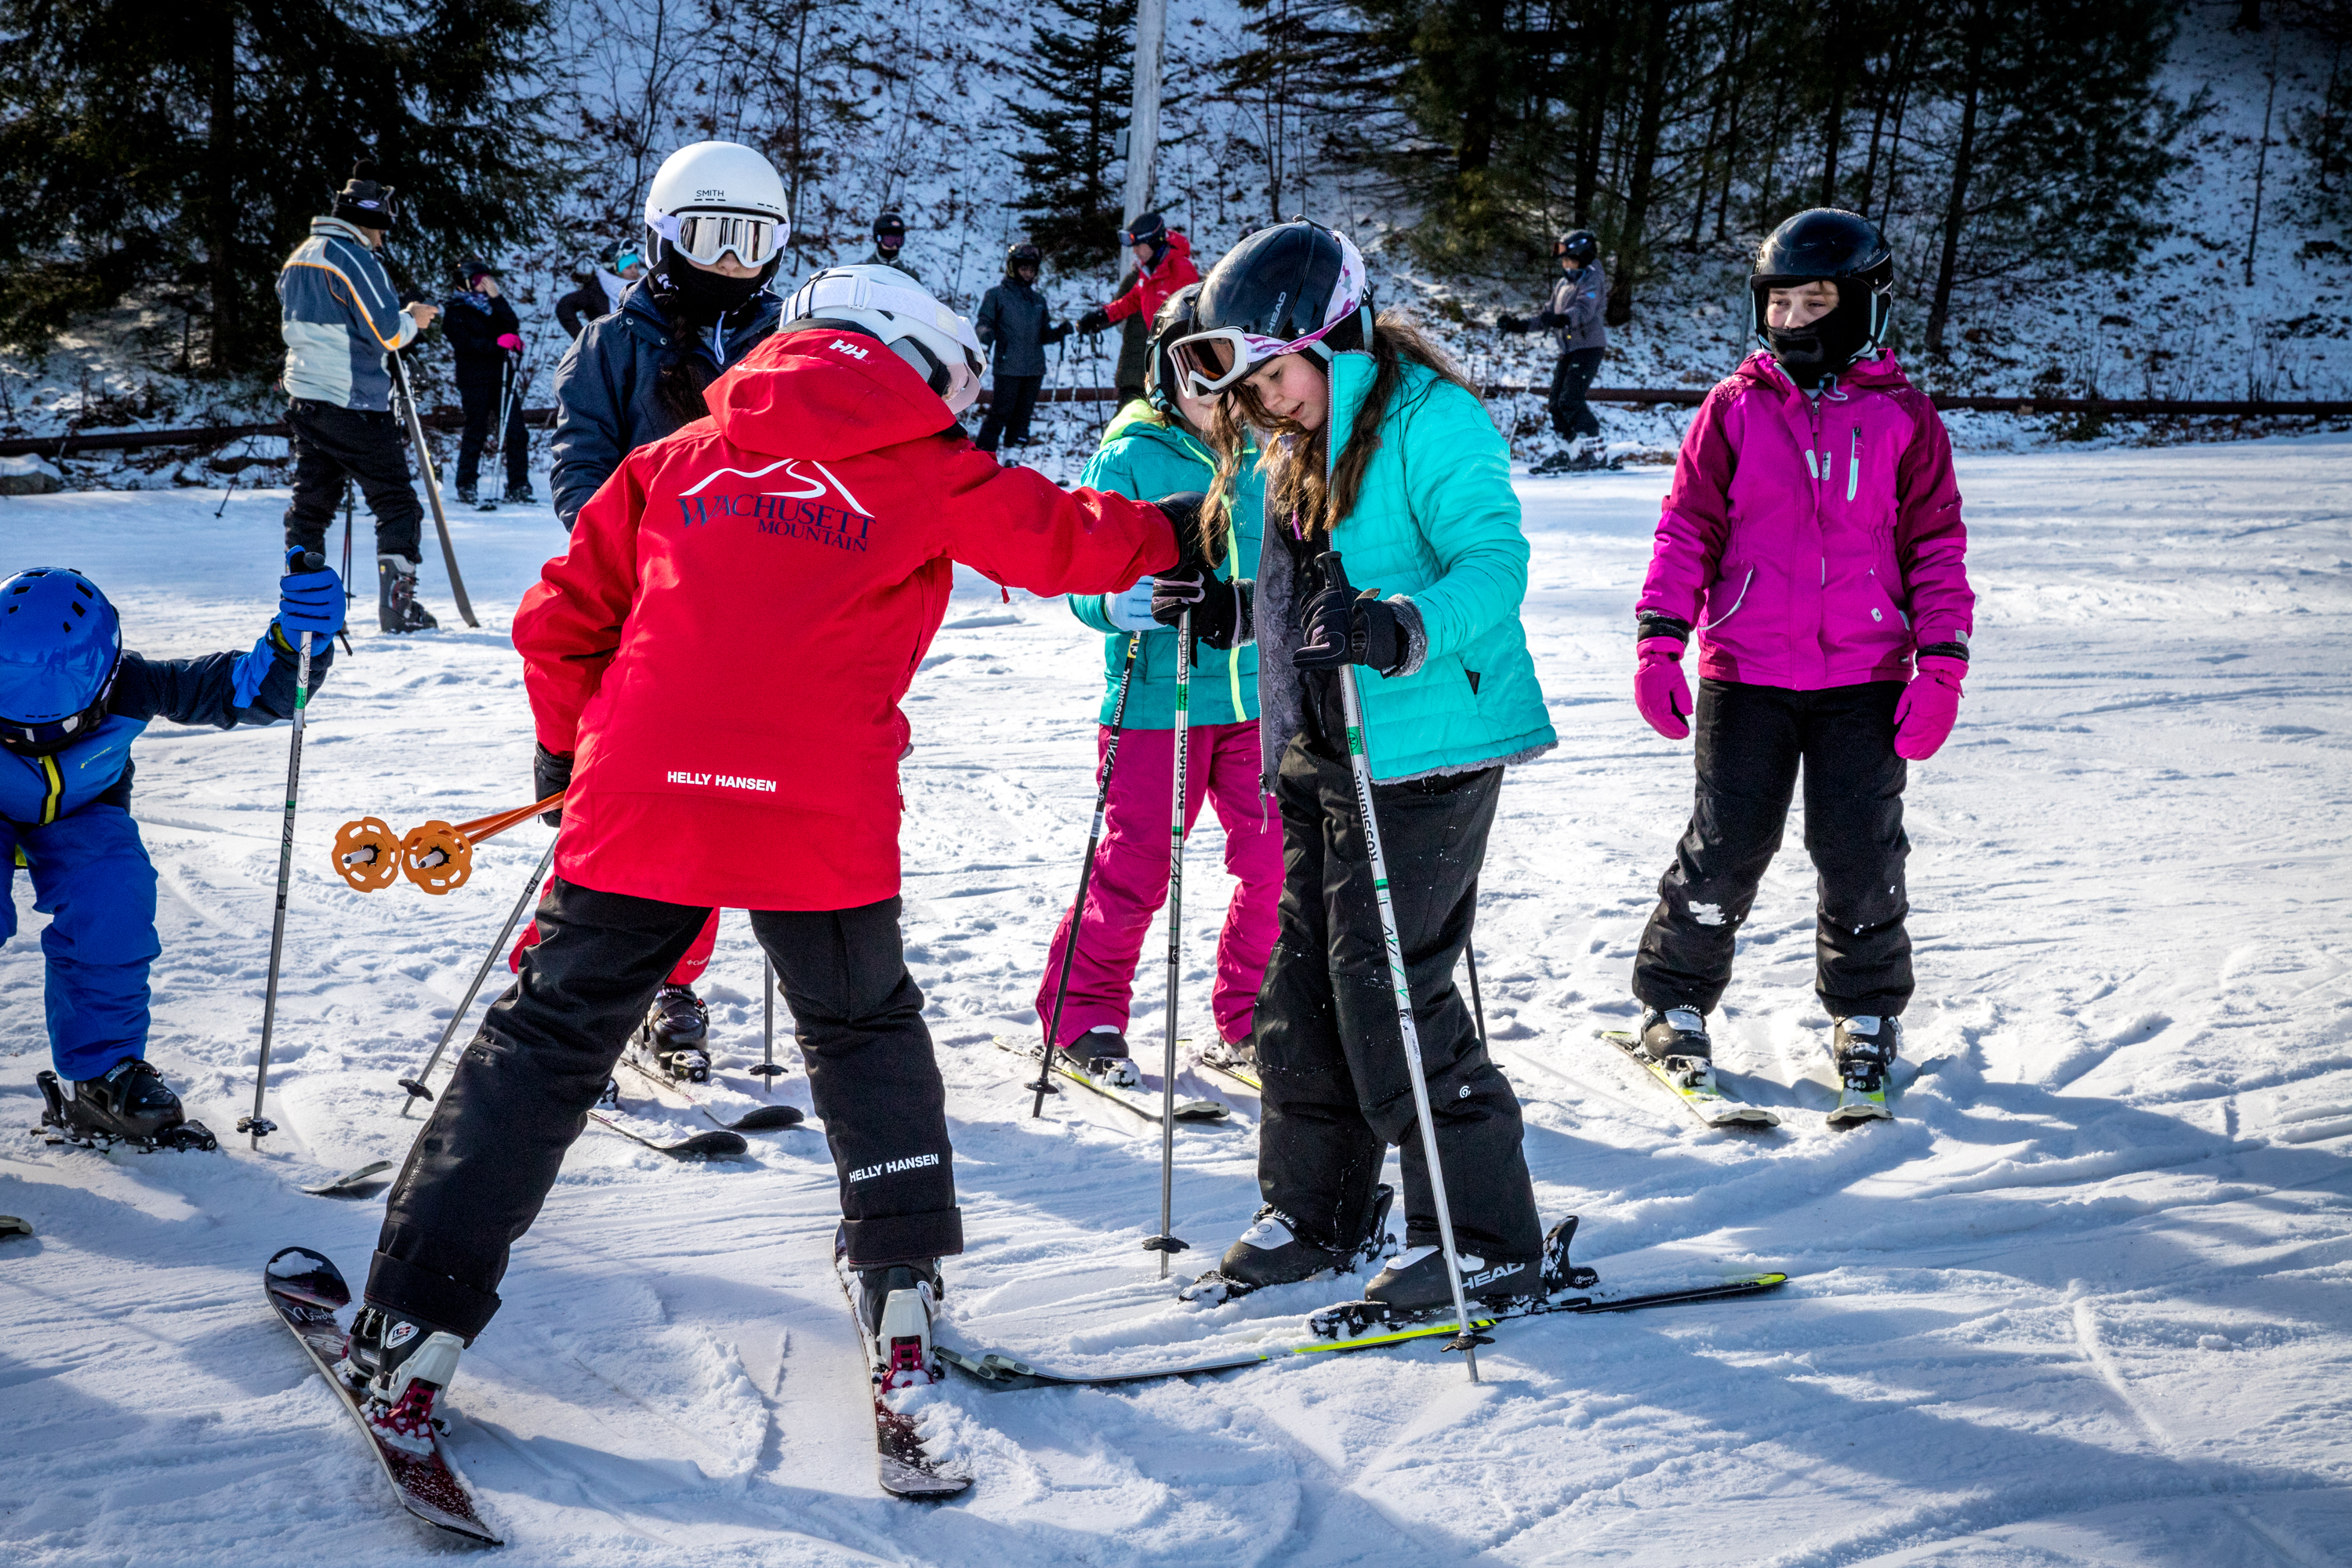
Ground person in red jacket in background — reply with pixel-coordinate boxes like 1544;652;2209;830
1076;212;1200;402
339;266;1192;1451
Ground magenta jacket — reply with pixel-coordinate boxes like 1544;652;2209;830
1637;350;1973;690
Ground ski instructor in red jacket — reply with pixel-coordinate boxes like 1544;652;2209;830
344;265;1191;1449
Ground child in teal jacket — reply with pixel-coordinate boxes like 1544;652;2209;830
1036;287;1279;1076
1152;223;1556;1315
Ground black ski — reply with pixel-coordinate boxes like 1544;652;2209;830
585;1108;746;1160
261;1247;500;1545
303;1160;395;1197
616;1055;808;1133
832;1231;971;1499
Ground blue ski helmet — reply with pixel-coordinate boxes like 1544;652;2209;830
0;568;123;755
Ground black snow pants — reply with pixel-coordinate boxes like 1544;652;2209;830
283;400;423;563
1254;739;1543;1263
1634;678;1913;1020
368;880;961;1339
975;373;1043;452
453;361;527;494
1547;346;1604;441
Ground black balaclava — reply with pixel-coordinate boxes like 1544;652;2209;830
1763;280;1875;390
652;242;775;326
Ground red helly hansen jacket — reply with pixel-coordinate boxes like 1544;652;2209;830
514;326;1179;910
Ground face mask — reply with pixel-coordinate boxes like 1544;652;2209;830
652;244;772;325
1764;285;1871;390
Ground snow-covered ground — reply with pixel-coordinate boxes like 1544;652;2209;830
3;437;2350;1566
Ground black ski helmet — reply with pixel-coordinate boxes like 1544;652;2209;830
873;212;906;245
1749;208;1894;387
1556;230;1599;265
330;160;397;230
457;254;495;285
1183;220;1371;392
1119;211;1169;251
1146;282;1204;417
1006;241;1042;275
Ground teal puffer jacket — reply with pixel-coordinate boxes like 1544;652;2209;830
1251;354;1555;782
1069;401;1262;729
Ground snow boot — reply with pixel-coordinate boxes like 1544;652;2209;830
1182;1185;1393;1304
633;984;711;1082
376;556;437;634
1366;1241;1544;1313
852;1259;944;1391
1636;1005;1719;1092
1069;1025;1139;1089
37;1059;216;1150
340;1304;466;1456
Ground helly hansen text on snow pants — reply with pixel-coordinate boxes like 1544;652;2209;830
1033;720;1281;1049
1;806;162;1081
975;373;1044;453
281;400;423;564
1547;347;1604;441
1253;740;1543;1264
1634;677;1913;1021
368;880;960;1339
453;362;528;495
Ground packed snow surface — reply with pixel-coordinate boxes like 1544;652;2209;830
3;437;2350;1566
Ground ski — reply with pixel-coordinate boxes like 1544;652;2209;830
261;1247;500;1545
303;1159;396;1197
832;1230;971;1499
584;1107;747;1160
616;1054;808;1134
1192;1043;1262;1094
1597;1029;1780;1129
1826;1078;1895;1129
993;1036;1229;1125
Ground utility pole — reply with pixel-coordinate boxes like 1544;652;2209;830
1123;0;1166;225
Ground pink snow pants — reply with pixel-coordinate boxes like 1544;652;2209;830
1033;720;1281;1049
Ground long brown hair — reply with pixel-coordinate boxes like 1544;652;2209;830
1197;309;1474;565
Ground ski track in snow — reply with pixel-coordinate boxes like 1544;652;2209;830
2;438;2349;1566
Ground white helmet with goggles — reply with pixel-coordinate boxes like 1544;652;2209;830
644;140;791;271
779;265;989;413
1172;220;1370;397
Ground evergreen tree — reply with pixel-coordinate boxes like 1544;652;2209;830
0;0;564;376
1009;0;1134;270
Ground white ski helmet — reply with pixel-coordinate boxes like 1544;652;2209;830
780;264;989;414
643;140;790;270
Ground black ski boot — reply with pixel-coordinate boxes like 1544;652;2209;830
37;1060;217;1150
852;1259;945;1391
1181;1185;1393;1304
1828;1014;1901;1125
503;483;537;506
633;984;710;1082
376;556;438;633
1069;1026;1139;1089
339;1304;466;1456
454;480;478;507
1366;1241;1545;1313
1636;1005;1719;1093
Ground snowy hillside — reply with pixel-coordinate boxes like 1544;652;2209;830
3;435;2349;1565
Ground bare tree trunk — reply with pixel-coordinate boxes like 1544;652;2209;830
1573;0;1620;225
207;2;238;372
1607;0;1674;323
2247;28;2280;285
1715;0;1747;241
1819;0;1846;206
1926;0;1990;358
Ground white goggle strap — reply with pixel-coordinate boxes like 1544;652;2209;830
797;274;984;359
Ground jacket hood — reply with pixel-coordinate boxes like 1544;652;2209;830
1152;231;1194;274
706;326;956;460
1733;347;1913;397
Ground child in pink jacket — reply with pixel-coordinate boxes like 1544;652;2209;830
1627;209;1974;1113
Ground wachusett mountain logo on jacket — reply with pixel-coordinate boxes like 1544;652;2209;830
674;456;873;550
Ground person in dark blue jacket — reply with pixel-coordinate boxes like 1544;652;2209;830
973;241;1072;455
2;553;346;1150
441;257;532;510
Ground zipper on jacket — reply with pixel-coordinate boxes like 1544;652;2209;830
1701;568;1755;631
1847;424;1860;502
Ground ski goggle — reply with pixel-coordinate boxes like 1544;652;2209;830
659;210;786;269
1168;310;1356;396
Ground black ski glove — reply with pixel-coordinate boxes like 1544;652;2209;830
1076;307;1112;337
1042;319;1073;344
1535;309;1569;329
1292;552;1411;676
1151;569;1247;650
534;743;573;827
1495;313;1528;334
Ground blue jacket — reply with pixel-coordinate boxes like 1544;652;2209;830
0;625;332;827
276;217;419;411
1247;354;1555;783
549;278;783;528
1068;401;1259;729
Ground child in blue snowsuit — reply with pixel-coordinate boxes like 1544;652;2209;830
2;551;344;1148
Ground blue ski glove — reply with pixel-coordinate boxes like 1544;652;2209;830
278;547;345;641
1105;579;1159;632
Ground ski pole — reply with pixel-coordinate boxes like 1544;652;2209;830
1033;633;1144;1117
1143;612;1192;1276
1320;550;1485;1383
389;348;480;628
239;551;323;1151
397;835;557;1115
752;954;784;1094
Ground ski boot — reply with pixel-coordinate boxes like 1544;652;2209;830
1828;1014;1900;1126
503;484;536;506
376;555;438;633
454;480;478;507
1365;1242;1544;1314
1181;1185;1392;1304
633;984;711;1082
1197;1033;1257;1074
1635;1006;1719;1094
339;1304;465;1457
36;1060;217;1150
1069;1025;1139;1089
853;1258;946;1391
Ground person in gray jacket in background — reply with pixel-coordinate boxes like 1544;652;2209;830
1500;229;1610;468
275;159;441;633
972;242;1073;455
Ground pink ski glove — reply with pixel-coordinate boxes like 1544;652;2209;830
1894;654;1966;760
1634;636;1693;739
496;332;524;351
